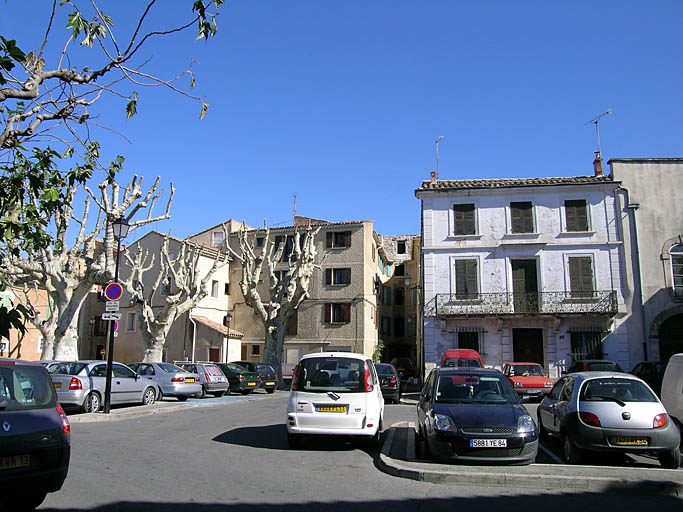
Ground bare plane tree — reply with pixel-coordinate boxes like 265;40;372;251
120;235;228;362
231;223;321;383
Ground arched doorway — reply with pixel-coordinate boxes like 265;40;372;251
659;314;683;362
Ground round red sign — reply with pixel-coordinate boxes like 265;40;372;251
104;283;122;301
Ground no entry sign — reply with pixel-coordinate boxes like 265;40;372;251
104;283;123;301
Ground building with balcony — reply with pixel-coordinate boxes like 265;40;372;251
415;168;632;378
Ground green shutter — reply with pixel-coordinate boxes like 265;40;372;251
454;204;475;235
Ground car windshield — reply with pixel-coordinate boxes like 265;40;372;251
0;364;56;411
434;374;518;404
375;364;394;376
53;362;88;375
580;378;658;403
508;365;545;377
444;358;482;368
295;357;365;393
257;364;275;372
235;362;257;371
158;363;185;373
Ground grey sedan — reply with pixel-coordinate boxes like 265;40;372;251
50;361;159;413
537;371;680;468
129;362;201;401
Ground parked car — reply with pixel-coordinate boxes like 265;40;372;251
39;360;66;373
50;361;160;413
128;362;202;401
231;361;278;393
173;361;229;398
440;349;484;369
215;363;260;394
286;352;384;448
0;359;71;511
375;363;401;404
390;357;418;390
661;353;683;437
416;367;538;465
630;360;667;397
537;372;680;468
502;362;553;399
565;359;623;374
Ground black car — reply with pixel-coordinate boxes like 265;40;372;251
375;363;401;404
0;359;71;511
390;357;418;390
216;363;260;394
630;361;667;397
232;361;279;393
566;359;623;374
416;367;538;465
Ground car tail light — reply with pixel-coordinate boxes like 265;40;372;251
0;361;15;365
288;415;295;426
274;374;279;381
257;376;261;381
205;373;211;382
291;364;300;390
69;377;82;390
170;377;183;383
367;424;374;428
238;376;246;381
56;403;71;434
389;376;397;387
654;413;668;429
364;361;373;392
580;411;601;427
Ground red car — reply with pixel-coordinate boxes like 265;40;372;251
502;362;553;399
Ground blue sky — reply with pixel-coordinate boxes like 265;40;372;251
2;1;682;239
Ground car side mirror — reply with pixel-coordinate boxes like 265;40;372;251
134;373;139;381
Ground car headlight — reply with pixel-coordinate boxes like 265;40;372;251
434;414;456;432
517;414;536;433
514;382;523;387
544;382;552;388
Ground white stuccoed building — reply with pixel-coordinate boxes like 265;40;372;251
415;165;637;378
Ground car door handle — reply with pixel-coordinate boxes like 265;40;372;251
297;401;308;405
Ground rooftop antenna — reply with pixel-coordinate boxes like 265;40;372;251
433;136;444;179
585;109;612;157
292;193;297;224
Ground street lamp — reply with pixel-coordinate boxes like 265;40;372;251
103;217;130;414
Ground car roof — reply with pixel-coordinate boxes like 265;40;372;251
573;360;617;364
0;358;43;367
506;362;542;366
565;371;641;381
437;367;502;376
299;352;368;361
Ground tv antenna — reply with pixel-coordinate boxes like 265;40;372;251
585;109;612;157
292;193;297;223
433;136;444;179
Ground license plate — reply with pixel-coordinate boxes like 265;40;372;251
247;382;256;386
266;382;275;386
316;404;348;413
469;439;507;448
0;455;30;470
53;382;61;389
611;436;648;446
185;378;195;383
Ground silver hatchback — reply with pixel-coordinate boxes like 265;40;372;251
129;362;201;401
537;371;680;468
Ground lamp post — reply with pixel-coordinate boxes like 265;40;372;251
103;217;130;414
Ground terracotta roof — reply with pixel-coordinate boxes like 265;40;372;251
192;315;243;339
417;175;614;191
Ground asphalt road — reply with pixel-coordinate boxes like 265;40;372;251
35;391;682;512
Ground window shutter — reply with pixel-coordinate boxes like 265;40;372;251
375;309;379;328
454;204;475;235
576;205;588;231
456;260;477;296
510;204;522;233
345;268;351;284
565;200;588;231
569;258;580;292
569;257;593;294
466;260;478;294
455;260;466;295
580;258;593;293
326;232;332;248
325;269;332;285
511;202;533;233
343;303;351;323
324;303;331;323
345;231;352;248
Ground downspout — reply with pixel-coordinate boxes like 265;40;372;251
189;313;197;362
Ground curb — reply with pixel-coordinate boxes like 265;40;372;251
377;422;683;495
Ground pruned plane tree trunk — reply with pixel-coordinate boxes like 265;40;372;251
121;236;228;362
233;223;320;385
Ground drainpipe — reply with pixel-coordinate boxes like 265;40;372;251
189;313;197;362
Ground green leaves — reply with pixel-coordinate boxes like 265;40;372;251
126;92;138;119
0;37;26;85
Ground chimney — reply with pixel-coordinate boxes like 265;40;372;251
430;170;437;183
593;151;603;176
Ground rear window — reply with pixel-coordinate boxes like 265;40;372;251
294;357;365;393
204;365;225;377
375;364;394;375
508;365;545;377
443;358;482;368
158;363;185;373
580;378;658;403
0;364;56;411
257;364;274;372
53;362;88;375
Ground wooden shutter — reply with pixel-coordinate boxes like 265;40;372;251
511;202;533;233
456;260;477;296
326;232;333;248
343;303;351;323
454;204;475;235
565;200;588;231
324;303;331;323
325;269;332;285
344;231;352;248
569;257;593;295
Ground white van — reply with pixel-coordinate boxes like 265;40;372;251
286;352;384;448
661;353;683;435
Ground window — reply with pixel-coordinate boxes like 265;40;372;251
407;315;416;336
568;257;594;297
256;237;264;248
458;332;479;351
455;259;478;298
211;231;224;248
383;286;391;306
126;311;137;332
163;274;175;296
325;268;351;285
326;231;351;249
510;201;534;233
325;303;351;324
570;331;603;361
393;317;405;337
380;315;391;336
251;345;261;356
274;235;297;262
395;264;405;277
397;241;406;254
565;200;588;231
672;245;683;298
453;204;476;235
372;245;376;262
394;288;404;306
224;283;230;296
287;310;298;335
211;280;219;298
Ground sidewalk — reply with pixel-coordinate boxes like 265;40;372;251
378;422;683;495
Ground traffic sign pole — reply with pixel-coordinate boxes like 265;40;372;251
103;243;124;414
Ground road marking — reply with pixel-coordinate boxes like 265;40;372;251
538;442;565;464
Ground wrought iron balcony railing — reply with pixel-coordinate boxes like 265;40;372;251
425;291;617;317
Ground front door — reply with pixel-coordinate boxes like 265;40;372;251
208;348;220;362
513;328;544;366
512;260;538;313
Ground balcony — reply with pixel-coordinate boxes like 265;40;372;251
425;291;617;317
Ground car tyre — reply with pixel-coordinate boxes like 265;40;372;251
266;388;275;394
1;491;47;511
82;392;101;413
287;432;301;449
142;387;156;406
241;389;251;395
537;412;550;441
657;446;681;469
563;433;584;464
213;391;225;398
177;396;188;402
199;386;207;399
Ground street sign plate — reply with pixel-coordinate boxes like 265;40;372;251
104;283;123;301
102;313;121;321
105;301;119;312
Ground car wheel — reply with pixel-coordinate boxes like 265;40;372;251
563;433;584;464
213;391;225;398
537;412;550;441
241;389;251;395
199;386;207;399
176;396;188;402
142;387;156;406
287;432;301;449
266;388;275;394
657;446;681;469
1;491;47;511
82;392;101;413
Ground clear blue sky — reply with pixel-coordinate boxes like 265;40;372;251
3;1;682;239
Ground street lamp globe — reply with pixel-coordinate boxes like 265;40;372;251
112;217;130;240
